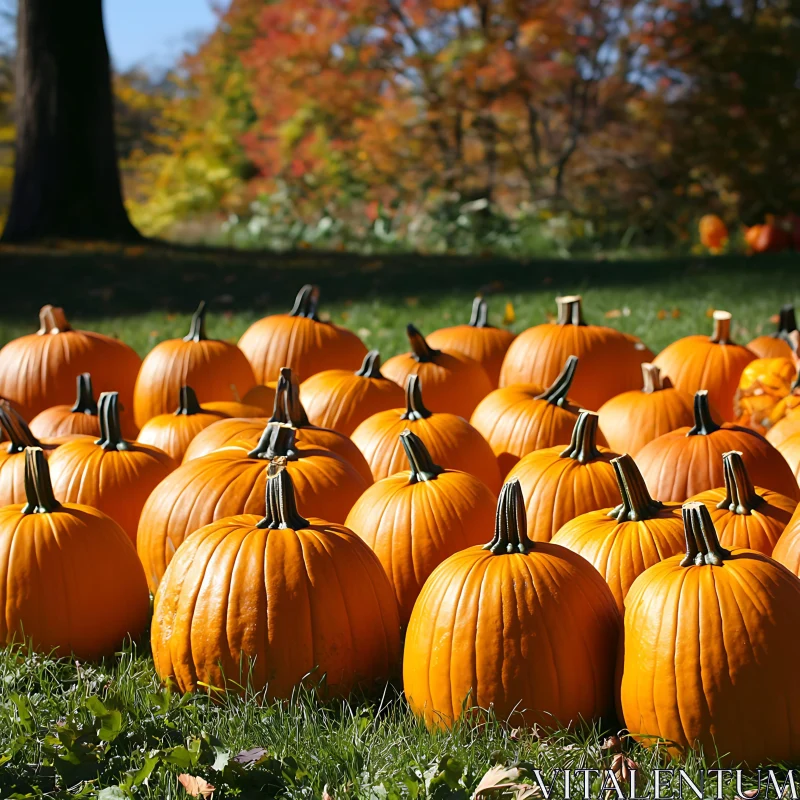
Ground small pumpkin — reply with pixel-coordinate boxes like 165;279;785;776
47;393;177;542
351;375;502;492
597;363;696;456
299;350;405;435
238;284;367;384
636;390;800;502
698;214;728;250
345;430;496;626
403;479;620;729
504;410;620;542
425;296;516;387
151;463;400;698
133;302;256;427
381;324;492;418
0;447;150;660
551;454;684;613
747;219;791;254
619;501;800;766
734;356;798;434
747;304;797;359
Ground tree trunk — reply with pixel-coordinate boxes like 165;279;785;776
1;0;140;242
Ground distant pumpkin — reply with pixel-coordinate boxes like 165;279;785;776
698;214;728;251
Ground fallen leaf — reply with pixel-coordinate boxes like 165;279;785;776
340;311;350;322
178;774;215;798
604;309;622;319
671;308;681;318
508;727;522;741
770;313;781;325
706;307;716;318
357;328;372;338
657;310;667;320
503;302;516;326
323;786;335;800
472;765;542;799
405;297;419;307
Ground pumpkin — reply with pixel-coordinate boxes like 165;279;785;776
201;400;266;418
0;447;150;660
619;501;800;766
0;305;142;421
381;324;492;418
747;219;791;254
686;450;796;555
241;382;278;413
47;393;177;543
769;425;800;487
299;350;405;435
351;375;502;492
734;356;798;434
766;407;800;449
504;410;620;542
636;390;800;502
345;430;496;626
151;463;400;698
136;386;230;462
133;301;256;428
499;295;653;410
403;478;620;730
137;422;369;592
238;284;368;384
770;503;800;577
698;214;728;250
551;454;684;613
747;304;797;359
597;363;696;455
425;296;516;387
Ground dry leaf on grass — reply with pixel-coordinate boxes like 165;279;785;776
472;765;542;799
178;773;215;798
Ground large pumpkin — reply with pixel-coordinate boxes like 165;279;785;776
351;375;501;492
499;295;652;410
619;501;800;766
133;302;256;427
505;410;620;542
0;305;142;421
238;284;367;384
151;464;400;698
771;504;800;577
403;479;620;729
345;430;496;626
0;447;150;660
636;390;800;501
766;407;800;449
381;325;492;418
137;422;369;592
425;296;516;387
748;304;797;360
597;363;695;455
299;350;405;435
47;393;177;542
551;454;684;613
653;309;756;422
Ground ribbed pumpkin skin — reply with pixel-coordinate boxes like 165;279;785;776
426;325;515;388
151;515;400;698
137;411;228;463
241;383;278;413
403;542;620;729
748;335;794;360
766;410;800;449
773;431;800;486
29;406;101;438
771;503;800;575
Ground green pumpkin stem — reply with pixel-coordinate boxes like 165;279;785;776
70;373;98;415
641;363;670;393
556;295;586;326
468;297;492;328
257;460;309;530
269;367;311;427
709;310;733;345
400;430;443;483
687;390;720;436
288;284;320;320
401;375;433;421
609;454;664;522
355;350;384;379
95;392;130;451
0;401;42;454
183;301;208;342
484;479;533;555
248;422;297;460
535;355;579;406
681;501;731;567
407;324;441;363
718;450;763;515
559;410;602;464
22;447;60;515
175;386;203;416
37;305;71;334
776;304;797;340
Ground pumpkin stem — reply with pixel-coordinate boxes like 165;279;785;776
776;304;797;339
355;350;384;379
70;373;98;415
559;410;602;464
288;284;320;320
269;367;311;427
718;450;763;515
680;501;731;567
468;296;492;328
21;446;60;515
641;363;671;393
687;390;720;436
401;375;433;421
535;355;578;406
175;386;203;416
248;422;298;460
407;324;441;363
257;459;309;530
183;301;208;342
0;400;42;454
400;430;443;483
484;479;533;555
709;310;733;345
609;454;664;522
37;305;72;334
555;295;586;326
95;392;131;451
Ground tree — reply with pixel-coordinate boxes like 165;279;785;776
1;0;139;242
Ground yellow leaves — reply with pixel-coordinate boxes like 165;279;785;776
503;301;516;325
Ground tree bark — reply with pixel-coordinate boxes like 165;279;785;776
2;0;140;242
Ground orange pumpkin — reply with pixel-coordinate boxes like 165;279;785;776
698;214;728;250
238;284;367;384
299;350;405;435
0;305;142;421
30;373;98;439
735;356;798;434
771;503;800;577
345;430;496;626
241;382;278;413
766;407;800;449
425;296;516;387
151;464;400;698
351;375;502;492
137;422;369;592
0;447;150;660
499;295;653;410
770;424;800;488
505;410;620;542
747;220;791;254
47;393;177;542
748;304;797;359
381;325;492;418
597;363;696;455
636;390;800;501
200;400;266;418
653;309;756;421
133;302;256;428
551;454;684;613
